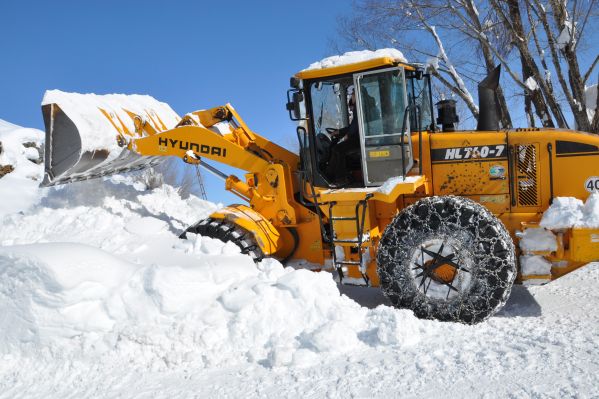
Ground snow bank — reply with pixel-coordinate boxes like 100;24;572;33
41;90;180;153
0;119;44;218
0;118;430;371
1;172;429;366
0;232;428;369
304;48;407;71
540;194;599;229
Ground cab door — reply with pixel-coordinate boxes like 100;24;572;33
354;67;414;186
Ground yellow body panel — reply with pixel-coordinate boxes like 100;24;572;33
550;131;599;199
131;124;270;172
569;228;599;262
430;131;509;195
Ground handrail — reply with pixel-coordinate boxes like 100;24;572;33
296;126;330;244
399;103;422;177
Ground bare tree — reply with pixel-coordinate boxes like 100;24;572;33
337;0;599;133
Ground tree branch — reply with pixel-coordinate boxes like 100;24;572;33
583;55;599;84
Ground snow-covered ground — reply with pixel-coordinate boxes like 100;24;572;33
1;119;598;398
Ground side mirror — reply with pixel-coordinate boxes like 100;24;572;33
286;90;305;121
290;76;301;89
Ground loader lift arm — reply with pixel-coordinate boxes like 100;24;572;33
119;103;303;225
120;104;298;172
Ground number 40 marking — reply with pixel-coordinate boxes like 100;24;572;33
585;177;599;192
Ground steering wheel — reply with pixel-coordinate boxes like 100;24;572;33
325;127;342;145
315;133;333;165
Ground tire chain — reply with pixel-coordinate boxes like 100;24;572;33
377;196;516;324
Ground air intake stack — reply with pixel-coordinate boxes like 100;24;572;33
477;65;501;131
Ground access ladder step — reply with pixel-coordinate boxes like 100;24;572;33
335;260;361;265
330;216;357;221
333;239;362;244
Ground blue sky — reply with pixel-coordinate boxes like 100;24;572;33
0;1;348;203
1;2;597;203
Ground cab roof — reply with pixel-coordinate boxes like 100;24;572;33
295;57;416;80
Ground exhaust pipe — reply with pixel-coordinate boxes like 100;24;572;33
477;65;501;131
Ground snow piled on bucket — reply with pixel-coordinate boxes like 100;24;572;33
42;90;180;153
304;48;407;71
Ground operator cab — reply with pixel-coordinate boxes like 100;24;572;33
289;57;434;188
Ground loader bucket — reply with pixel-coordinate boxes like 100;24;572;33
40;90;181;186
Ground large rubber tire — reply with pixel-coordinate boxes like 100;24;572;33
180;218;264;262
377;196;516;324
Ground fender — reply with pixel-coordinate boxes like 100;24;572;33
209;204;282;255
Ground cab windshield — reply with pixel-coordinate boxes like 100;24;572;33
309;79;353;136
309;77;356;180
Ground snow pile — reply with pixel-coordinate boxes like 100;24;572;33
0;119;44;218
519;227;557;252
0;118;432;371
540;193;599;229
304;48;407;71
0;170;432;368
41;90;180;153
581;192;599;227
425;55;439;72
0;196;430;369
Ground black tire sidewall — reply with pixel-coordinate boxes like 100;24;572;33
377;196;516;324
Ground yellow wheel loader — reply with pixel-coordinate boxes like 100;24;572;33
41;54;599;324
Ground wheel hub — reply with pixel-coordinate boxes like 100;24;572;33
422;259;457;284
410;238;472;300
